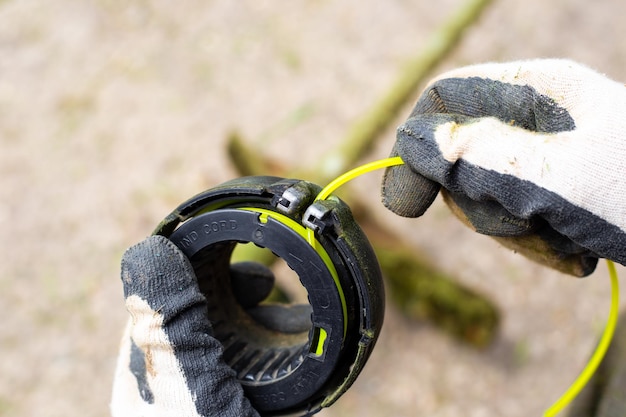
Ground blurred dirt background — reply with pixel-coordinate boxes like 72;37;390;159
2;1;626;416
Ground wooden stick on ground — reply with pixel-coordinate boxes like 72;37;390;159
226;0;499;347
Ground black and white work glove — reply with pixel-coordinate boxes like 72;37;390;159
111;235;262;417
382;59;626;276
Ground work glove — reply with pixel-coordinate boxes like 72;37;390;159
382;59;626;276
111;235;300;417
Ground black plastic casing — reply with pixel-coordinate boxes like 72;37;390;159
154;176;384;416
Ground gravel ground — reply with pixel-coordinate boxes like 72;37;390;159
1;1;626;416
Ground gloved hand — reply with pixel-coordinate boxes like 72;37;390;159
111;235;262;417
382;59;626;276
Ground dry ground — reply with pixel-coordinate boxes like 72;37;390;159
2;1;626;416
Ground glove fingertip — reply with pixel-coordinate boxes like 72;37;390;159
382;163;440;218
230;262;275;308
121;235;201;315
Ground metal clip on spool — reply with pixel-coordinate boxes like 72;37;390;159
153;176;385;416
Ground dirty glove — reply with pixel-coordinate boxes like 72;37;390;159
382;59;626;276
111;235;261;417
